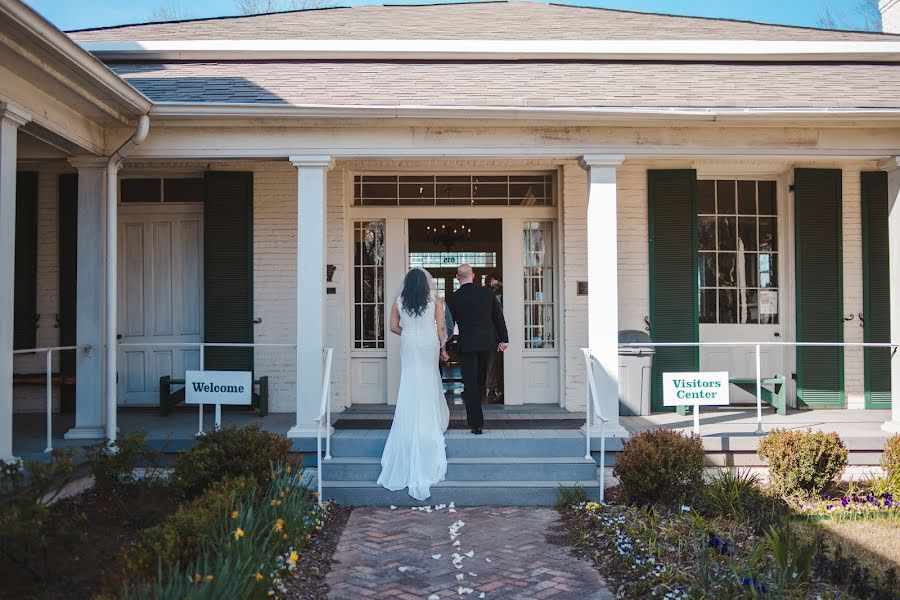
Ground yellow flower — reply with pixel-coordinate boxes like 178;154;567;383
205;574;214;583
283;534;289;540
279;491;285;498
284;485;291;493
275;518;285;532
255;572;265;583
286;465;293;474
288;550;299;565
270;498;282;507
231;510;239;520
193;573;202;584
234;528;245;540
305;533;312;542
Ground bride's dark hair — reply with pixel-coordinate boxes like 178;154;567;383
401;268;431;317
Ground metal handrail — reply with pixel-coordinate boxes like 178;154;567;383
12;345;90;453
618;340;900;435
117;341;296;435
581;348;609;503
316;348;335;506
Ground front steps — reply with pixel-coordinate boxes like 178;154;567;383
320;431;600;506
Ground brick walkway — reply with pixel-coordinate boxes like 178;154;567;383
327;506;612;600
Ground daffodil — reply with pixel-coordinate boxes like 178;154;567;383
193;573;202;584
205;574;214;582
231;510;239;520
306;533;312;542
234;528;245;540
275;518;284;532
288;550;299;565
255;572;265;582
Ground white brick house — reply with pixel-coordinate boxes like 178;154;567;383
4;0;900;461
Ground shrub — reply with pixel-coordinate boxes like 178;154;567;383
881;434;900;479
697;469;788;532
612;429;705;505
84;429;162;490
171;424;294;498
123;475;257;582
758;429;848;498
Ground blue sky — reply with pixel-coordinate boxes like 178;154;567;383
25;0;878;32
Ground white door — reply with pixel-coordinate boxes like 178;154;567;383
118;205;203;405
697;179;786;403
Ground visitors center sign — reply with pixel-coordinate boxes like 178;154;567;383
663;372;730;434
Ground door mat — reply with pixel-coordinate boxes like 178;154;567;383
333;419;584;430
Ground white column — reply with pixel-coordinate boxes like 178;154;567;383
883;157;900;433
64;157;107;440
580;155;628;436
0;103;30;462
384;217;406;406
288;155;333;438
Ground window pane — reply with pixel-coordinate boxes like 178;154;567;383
700;289;717;323
718;289;738;323
758;181;777;215
740;289;759;324
717;217;736;251
698;216;716;251
743;253;759;288
121;178;161;203
354;221;385;349
716;180;736;214
523;222;555;349
718;252;736;286
163;178;203;203
698;180;715;214
699;253;716;288
737;180;756;214
759;253;778;288
759;289;779;324
759;218;778;251
738;217;757;251
399;182;435;205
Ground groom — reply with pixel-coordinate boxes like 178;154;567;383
445;264;509;434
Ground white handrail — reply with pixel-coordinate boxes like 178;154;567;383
317;348;335;506
618;340;900;435
581;348;609;503
12;345;89;453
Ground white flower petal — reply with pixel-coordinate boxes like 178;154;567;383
485;558;492;563
390;505;397;510
429;595;440;600
398;566;409;572
465;551;474;558
432;554;442;560
456;574;465;581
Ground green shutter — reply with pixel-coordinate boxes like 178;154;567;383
648;169;699;412
861;171;891;410
794;168;844;407
14;172;38;350
58;174;78;412
203;172;254;371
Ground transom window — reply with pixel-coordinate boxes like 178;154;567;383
698;180;779;325
353;174;554;206
353;221;385;349
120;178;204;203
408;252;497;270
523;221;555;348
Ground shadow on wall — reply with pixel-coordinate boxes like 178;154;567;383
115;73;291;104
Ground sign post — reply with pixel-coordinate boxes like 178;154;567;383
185;370;253;431
663;372;730;435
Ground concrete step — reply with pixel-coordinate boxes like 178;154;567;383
329;434;593;458
322;456;598;482
321;480;601;507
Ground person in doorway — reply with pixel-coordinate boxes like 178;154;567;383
445;264;509;434
377;267;450;501
483;273;504;404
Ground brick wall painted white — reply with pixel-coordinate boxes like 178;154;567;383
561;162;588;411
842;166;866;409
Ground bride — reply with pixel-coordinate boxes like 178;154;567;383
377;266;450;501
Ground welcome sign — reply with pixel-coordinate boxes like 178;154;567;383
185;370;252;406
663;372;730;407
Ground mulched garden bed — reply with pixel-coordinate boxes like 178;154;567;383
0;482;178;600
284;504;352;599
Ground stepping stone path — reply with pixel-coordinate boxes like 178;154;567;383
327;505;613;599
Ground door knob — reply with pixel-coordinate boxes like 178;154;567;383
116;334;123;340
774;332;780;338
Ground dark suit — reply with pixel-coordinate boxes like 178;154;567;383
446;283;509;428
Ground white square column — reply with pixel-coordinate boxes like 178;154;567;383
883;157;900;433
0;103;30;462
288;155;333;438
64;157;108;440
580;155;628;436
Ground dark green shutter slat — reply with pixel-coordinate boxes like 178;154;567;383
14;172;38;350
203;172;253;371
58;174;78;412
861;171;891;409
648;169;699;412
794;168;844;407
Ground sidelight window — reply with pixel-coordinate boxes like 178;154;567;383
353;221;385;349
523;221;555;349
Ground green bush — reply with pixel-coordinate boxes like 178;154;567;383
697;468;787;532
123;475;257;582
171;424;294;498
612;429;705;505
84;429;162;490
881;434;900;479
758;428;848;498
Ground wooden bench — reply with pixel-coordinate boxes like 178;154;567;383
159;375;269;418
729;375;786;415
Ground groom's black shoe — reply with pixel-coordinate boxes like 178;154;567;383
471;427;483;435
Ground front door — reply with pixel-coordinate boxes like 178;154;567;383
117;205;203;405
697;179;786;401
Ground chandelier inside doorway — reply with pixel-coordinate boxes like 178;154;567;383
425;222;472;251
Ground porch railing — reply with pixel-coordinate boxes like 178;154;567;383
317;348;335;506
12;345;91;453
581;348;609;503
618;341;900;434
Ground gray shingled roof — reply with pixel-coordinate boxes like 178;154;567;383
111;60;900;109
69;1;898;42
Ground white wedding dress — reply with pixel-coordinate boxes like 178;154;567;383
377;294;450;501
